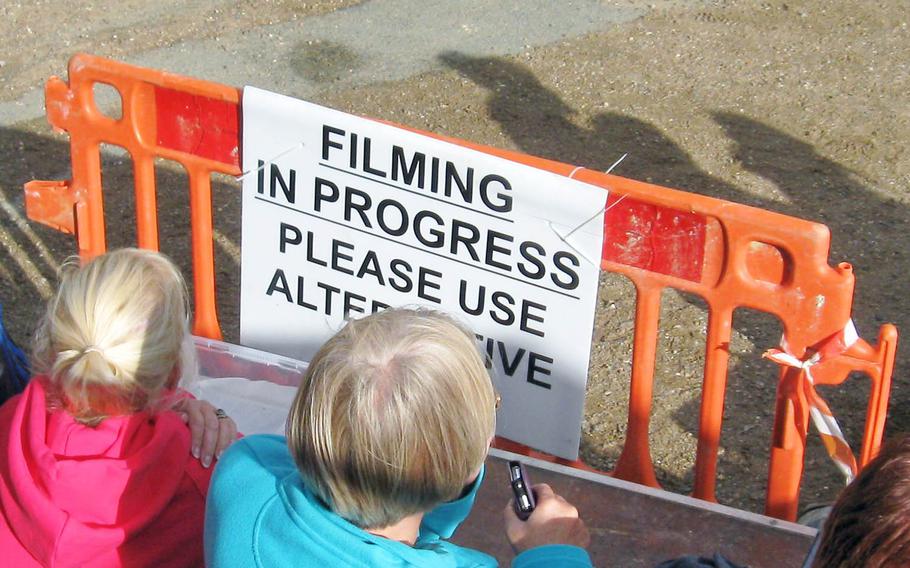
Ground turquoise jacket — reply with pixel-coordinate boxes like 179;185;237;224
205;435;592;568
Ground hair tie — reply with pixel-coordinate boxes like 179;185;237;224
82;346;105;356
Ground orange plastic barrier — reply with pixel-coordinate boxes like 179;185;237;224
24;54;897;521
25;56;240;339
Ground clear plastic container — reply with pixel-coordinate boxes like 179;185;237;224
193;335;308;386
189;336;309;435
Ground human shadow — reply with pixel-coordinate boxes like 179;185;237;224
439;51;908;511
438;51;755;205
714;111;909;336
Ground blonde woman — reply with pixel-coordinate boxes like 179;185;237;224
0;248;237;567
206;308;591;567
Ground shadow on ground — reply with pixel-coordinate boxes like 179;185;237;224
0;125;244;352
439;51;909;511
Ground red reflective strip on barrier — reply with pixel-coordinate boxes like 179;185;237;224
602;195;706;282
154;86;240;166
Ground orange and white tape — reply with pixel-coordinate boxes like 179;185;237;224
763;321;859;484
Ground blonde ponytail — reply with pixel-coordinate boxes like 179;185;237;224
32;248;194;424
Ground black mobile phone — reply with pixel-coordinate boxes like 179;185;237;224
508;460;536;520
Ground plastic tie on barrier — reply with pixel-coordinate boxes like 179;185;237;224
763;321;860;484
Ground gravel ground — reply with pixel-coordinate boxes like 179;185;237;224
1;0;907;516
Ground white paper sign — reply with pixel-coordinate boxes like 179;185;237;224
240;87;606;459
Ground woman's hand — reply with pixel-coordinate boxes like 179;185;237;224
172;398;238;468
503;483;590;553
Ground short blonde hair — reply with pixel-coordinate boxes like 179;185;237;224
286;308;496;529
32;248;195;423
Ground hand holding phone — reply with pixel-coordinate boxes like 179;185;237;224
508;460;536;520
502;482;590;553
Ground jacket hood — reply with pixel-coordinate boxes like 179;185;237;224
0;379;191;566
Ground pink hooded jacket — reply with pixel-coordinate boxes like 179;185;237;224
0;379;211;567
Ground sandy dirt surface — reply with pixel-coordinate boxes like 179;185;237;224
1;0;908;517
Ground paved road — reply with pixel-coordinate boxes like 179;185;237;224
0;1;693;126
